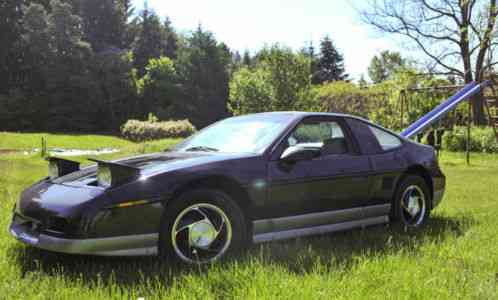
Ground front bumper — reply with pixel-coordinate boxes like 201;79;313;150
9;221;158;256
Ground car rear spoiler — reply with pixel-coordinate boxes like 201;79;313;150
400;81;490;139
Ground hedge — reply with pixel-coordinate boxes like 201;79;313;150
121;119;196;142
442;126;498;153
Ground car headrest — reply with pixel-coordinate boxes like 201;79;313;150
321;138;348;155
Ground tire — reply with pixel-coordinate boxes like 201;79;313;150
158;188;248;264
392;175;431;228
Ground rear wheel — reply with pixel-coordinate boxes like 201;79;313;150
159;189;247;264
393;175;430;227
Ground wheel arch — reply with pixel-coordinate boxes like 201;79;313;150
169;175;254;226
401;164;434;208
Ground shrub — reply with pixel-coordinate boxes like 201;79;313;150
121;118;196;142
442;126;498;153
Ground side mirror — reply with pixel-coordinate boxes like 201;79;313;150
280;147;320;162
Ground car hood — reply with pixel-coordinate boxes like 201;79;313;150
52;151;257;186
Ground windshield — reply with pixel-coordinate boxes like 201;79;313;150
174;114;293;154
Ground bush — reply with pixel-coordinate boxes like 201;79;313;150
442;126;498;153
121;118;196;142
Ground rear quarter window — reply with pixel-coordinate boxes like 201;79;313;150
368;125;402;151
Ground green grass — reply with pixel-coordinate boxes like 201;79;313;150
0;132;183;160
0;149;497;299
0;132;134;150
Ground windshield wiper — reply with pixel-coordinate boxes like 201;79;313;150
184;146;219;152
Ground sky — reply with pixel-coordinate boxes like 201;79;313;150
132;0;405;81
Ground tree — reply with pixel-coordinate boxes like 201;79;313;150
45;0;94;130
242;50;252;66
132;6;169;75
175;26;231;127
229;45;315;114
162;17;178;59
361;0;498;124
358;74;368;88
229;67;273;114
0;0;23;93
22;2;51;92
313;36;348;84
90;50;138;129
259;45;315;110
138;56;179;118
122;0;139;49
368;50;406;83
80;0;126;52
301;40;319;76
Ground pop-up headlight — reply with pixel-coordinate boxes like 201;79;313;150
97;164;112;187
47;157;80;179
89;159;140;188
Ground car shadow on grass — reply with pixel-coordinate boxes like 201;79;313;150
244;213;476;274
8;214;475;288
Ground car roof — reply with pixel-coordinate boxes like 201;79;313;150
247;111;369;122
243;111;405;138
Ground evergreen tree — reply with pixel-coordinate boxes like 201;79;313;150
176;26;230;127
120;0;138;49
358;74;368;88
90;50;137;129
242;50;252;67
46;0;94;130
0;0;24;93
80;0;126;52
162;17;178;59
233;51;242;65
22;2;51;92
301;40;318;78
132;6;165;76
229;50;242;75
313;36;347;84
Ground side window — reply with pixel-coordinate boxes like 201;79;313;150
368;125;402;151
284;120;349;156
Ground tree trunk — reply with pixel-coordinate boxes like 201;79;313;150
473;72;487;125
472;93;486;125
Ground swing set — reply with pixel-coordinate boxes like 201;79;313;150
398;80;498;164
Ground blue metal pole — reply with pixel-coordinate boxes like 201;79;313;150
400;82;482;138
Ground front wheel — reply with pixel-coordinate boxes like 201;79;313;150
159;189;247;264
393;175;431;228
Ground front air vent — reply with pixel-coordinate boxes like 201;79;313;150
46;216;69;234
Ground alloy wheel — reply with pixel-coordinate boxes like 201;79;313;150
171;203;232;263
400;185;427;226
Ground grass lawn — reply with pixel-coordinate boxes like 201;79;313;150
0;132;182;152
0;147;497;299
0;132;181;160
0;132;134;150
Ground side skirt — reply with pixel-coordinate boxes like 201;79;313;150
253;215;389;243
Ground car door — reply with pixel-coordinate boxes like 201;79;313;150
345;118;408;213
265;116;371;220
